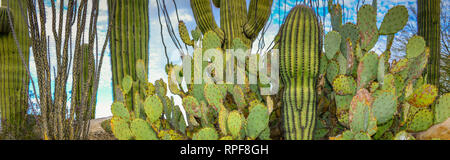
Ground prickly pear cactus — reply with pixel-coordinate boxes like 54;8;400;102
110;66;188;140
325;1;441;140
434;93;450;124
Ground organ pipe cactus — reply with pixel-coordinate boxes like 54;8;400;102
279;5;321;140
107;0;149;111
0;0;30;135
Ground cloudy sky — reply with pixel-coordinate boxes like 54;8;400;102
2;0;428;118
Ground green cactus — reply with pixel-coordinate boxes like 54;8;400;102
324;1;441;140
369;82;379;93
172;0;280;140
372;91;397;124
349;89;377;135
189;0;272;48
121;75;133;95
406;35;426;59
107;0;149;110
357;52;378;89
246;104;269;139
319;53;329;75
357;5;378;51
326;61;339;84
418;0;441;95
434;93;450;124
325;31;341;60
279;5;321;140
204;83;225;111
178;21;194;46
0;0;30;135
339;23;359;58
336;52;348;75
407;48;429;81
218;105;229;135
378;5;408;35
227;110;243;139
329;2;342;32
231;85;247;111
406;84;438;108
332;75;356;96
111;102;130;120
407;108;433;132
390;59;409;74
130;119;158;140
144;95;163;124
202;31;222;51
373;119;393;140
182;96;201;118
111;117;133;140
193;127;219;140
191;27;202;42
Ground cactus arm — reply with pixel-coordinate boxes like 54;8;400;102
220;0;250;48
190;0;224;41
244;0;273;40
178;21;194;46
279;5;320;140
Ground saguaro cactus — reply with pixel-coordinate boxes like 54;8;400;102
0;1;30;134
189;0;273;49
417;0;441;95
279;5;321;140
107;0;149;110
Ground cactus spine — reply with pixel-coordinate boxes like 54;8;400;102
107;0;149;110
279;5;321;140
0;0;30;134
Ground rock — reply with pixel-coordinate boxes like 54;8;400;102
88;116;116;140
414;118;450;140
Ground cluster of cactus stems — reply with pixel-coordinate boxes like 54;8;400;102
316;1;450;140
0;0;30;135
109;60;272;140
106;0;450;140
107;0;150;111
186;0;273;49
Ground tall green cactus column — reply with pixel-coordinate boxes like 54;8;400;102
417;0;440;94
279;5;321;140
107;0;149;109
0;1;30;133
